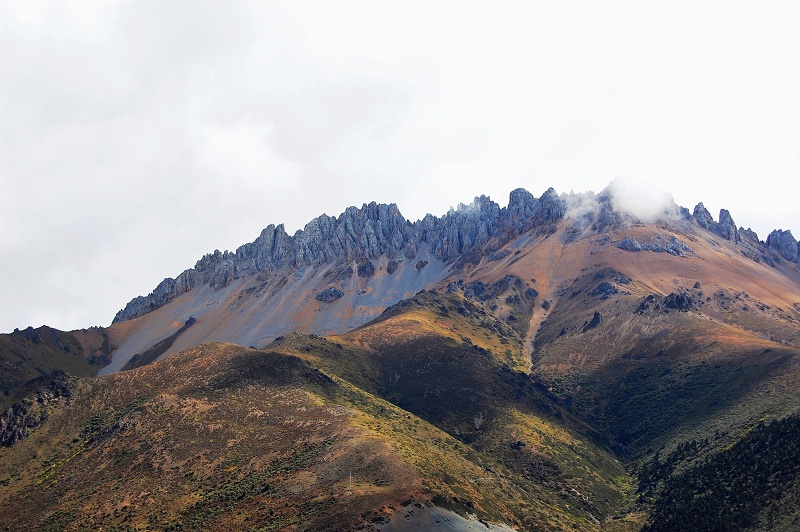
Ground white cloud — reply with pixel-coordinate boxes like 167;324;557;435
1;1;799;332
606;177;677;223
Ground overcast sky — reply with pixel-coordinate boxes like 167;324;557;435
1;1;799;333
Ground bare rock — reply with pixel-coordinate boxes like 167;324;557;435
116;187;574;322
617;236;692;257
1;371;71;447
315;287;344;303
357;261;375;278
590;282;619;299
766;229;799;263
582;311;602;332
662;292;695;311
718;209;741;243
693;202;715;231
617;237;642;252
693;203;742;243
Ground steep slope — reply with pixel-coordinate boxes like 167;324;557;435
98;188;567;374
512;215;800;454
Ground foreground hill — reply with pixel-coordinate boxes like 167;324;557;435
0;337;623;531
5;281;798;529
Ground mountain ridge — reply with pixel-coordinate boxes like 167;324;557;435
112;187;566;323
95;181;800;377
113;182;800;326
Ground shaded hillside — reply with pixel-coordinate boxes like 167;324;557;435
121;317;196;372
641;414;800;531
0;326;109;396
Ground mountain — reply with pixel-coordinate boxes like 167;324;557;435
2;181;800;530
100;184;800;376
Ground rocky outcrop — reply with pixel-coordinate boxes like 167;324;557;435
718;209;741;243
503;188;538;234
417;195;501;261
739;227;760;243
315;287;344;303
1;371;71;447
535;187;567;224
582;311;603;332
693;203;716;231
357;261;375;278
114;269;197;322
690;203;800;267
617;236;693;257
18;326;42;343
635;292;695;314
114;188;568;323
692;204;741;243
590;282;620;299
766;230;799;263
662;292;695;311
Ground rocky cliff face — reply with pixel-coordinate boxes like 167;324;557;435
113;188;567;323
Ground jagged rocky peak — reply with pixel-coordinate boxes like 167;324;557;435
235;224;293;273
112;187;568;323
427;195;501;260
503;187;560;234
292;202;411;267
538;187;567;221
767;229;799;263
692;203;740;243
113;269;198;323
693;202;715;230
718;209;741;243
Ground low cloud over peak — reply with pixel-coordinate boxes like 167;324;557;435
605;177;677;222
